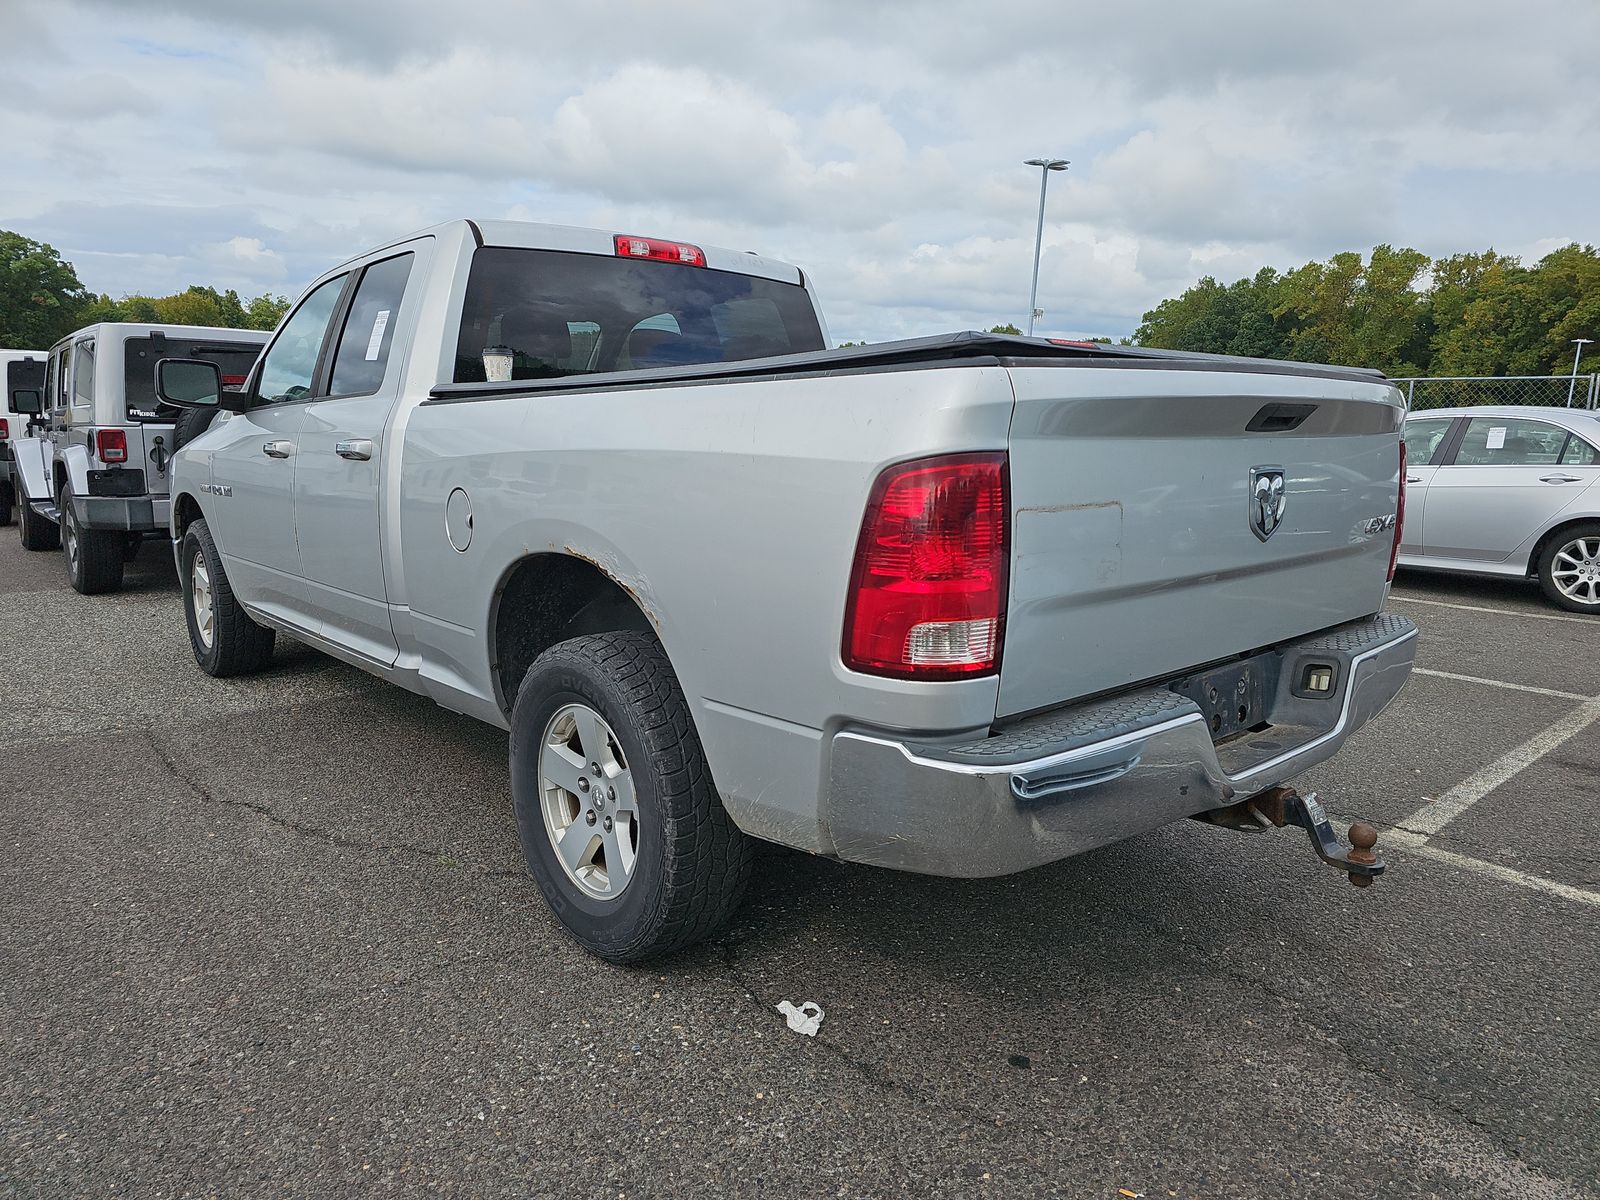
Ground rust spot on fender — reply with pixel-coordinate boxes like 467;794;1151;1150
562;544;663;633
1017;500;1124;515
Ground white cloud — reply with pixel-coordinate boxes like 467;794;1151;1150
3;0;1597;341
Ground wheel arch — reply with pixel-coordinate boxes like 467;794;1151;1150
1526;514;1600;578
488;551;661;718
172;490;206;541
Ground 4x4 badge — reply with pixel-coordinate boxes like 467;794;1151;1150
1249;466;1286;542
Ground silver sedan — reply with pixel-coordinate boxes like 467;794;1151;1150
1398;405;1600;612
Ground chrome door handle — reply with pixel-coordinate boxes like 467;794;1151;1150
1540;473;1582;483
262;440;294;459
1406;475;1423;484
334;439;373;461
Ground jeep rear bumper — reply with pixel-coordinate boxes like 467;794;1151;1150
824;613;1417;877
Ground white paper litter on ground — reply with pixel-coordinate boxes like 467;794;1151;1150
776;1000;824;1036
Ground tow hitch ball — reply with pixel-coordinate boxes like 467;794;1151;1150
1206;785;1385;887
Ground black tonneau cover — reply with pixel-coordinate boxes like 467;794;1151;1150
427;330;1389;405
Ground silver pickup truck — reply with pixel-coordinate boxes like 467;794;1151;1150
153;218;1416;962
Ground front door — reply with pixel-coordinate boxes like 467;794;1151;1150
1423;414;1600;561
292;249;419;665
1397;415;1458;558
203;273;348;622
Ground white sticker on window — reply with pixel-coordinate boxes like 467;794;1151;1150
364;310;391;361
1486;426;1507;450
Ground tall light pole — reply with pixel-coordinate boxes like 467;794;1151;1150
1568;338;1593;407
1024;157;1069;336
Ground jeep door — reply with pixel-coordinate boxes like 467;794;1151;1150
201;273;348;621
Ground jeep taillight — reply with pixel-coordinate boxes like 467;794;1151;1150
843;453;1009;679
96;429;128;463
0;418;8;439
1388;440;1406;582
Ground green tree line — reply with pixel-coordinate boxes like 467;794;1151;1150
1135;243;1600;378
0;230;289;349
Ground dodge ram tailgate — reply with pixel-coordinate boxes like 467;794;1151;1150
999;361;1404;718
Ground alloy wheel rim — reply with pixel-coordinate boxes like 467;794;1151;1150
190;553;215;648
537;703;639;901
64;505;79;575
1551;537;1600;606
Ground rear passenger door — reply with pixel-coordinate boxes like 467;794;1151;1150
1424;415;1600;562
292;244;425;666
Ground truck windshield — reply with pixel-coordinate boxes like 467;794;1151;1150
123;336;263;422
452;247;826;383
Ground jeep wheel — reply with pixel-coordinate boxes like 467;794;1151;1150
509;631;753;963
0;485;11;526
62;494;125;594
17;492;59;551
181;517;275;675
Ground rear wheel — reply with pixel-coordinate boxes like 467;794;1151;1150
17;490;59;551
61;493;125;594
1538;523;1600;614
509;631;753;963
181;517;275;675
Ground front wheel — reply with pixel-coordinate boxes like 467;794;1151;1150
509;631;754;963
1538;523;1600;614
17;490;59;551
180;517;275;675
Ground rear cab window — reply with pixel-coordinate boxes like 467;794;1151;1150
451;247;826;383
5;358;44;419
123;335;265;422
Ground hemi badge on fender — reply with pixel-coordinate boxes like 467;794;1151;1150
201;483;232;497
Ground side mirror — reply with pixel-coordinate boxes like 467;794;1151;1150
10;388;43;415
155;358;241;411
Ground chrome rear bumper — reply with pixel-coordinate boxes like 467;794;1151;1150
825;613;1418;877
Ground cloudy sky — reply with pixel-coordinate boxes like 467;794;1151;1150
3;0;1596;343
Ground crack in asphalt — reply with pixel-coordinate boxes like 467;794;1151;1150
139;730;518;881
710;934;1019;1145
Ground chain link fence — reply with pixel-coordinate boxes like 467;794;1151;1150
1390;374;1600;412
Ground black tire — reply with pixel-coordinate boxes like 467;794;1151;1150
17;490;59;551
0;484;11;527
180;517;275;676
1537;522;1600;614
171;405;220;451
510;631;753;963
61;493;125;594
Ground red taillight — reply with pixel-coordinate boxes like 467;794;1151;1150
0;418;8;439
843;453;1009;679
221;374;246;387
613;234;706;267
1388;440;1406;582
96;429;128;463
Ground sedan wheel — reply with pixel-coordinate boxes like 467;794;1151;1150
1537;523;1600;613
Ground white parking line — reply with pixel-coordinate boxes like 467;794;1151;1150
1389;594;1595;625
1397;695;1600;837
1410;667;1589;701
1380;828;1600;909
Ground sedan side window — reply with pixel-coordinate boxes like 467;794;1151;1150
1401;418;1453;466
1452;417;1567;466
1560;436;1599;466
256;274;348;404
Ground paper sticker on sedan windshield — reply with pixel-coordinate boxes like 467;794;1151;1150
1486;427;1506;450
364;310;391;361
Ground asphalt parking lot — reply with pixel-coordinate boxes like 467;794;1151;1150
1;533;1596;1200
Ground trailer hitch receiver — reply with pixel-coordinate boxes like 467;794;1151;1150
1200;785;1385;887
